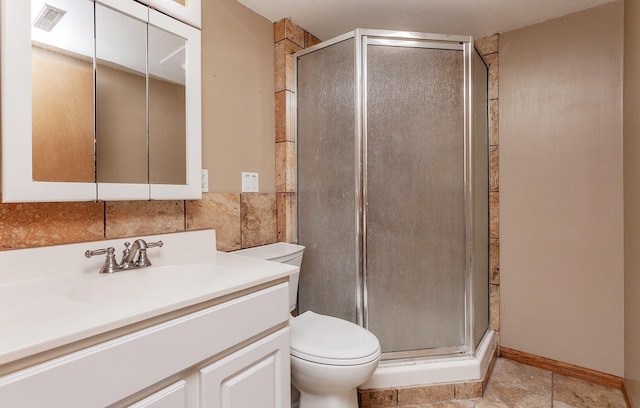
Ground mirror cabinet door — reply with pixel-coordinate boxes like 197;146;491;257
31;0;95;184
148;24;187;186
148;10;201;200
95;1;150;200
1;0;97;202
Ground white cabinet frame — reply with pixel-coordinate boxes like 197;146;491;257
0;0;202;202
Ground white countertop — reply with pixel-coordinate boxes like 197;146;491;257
0;230;296;367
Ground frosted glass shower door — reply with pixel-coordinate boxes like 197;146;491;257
364;44;466;354
296;39;359;323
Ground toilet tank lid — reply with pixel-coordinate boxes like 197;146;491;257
232;242;305;263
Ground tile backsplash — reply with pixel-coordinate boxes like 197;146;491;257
0;192;277;253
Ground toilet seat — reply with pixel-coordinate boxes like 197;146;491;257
290;311;381;366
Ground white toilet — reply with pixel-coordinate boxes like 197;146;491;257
233;243;381;408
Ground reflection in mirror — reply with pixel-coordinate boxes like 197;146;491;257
95;4;148;184
148;25;187;185
31;0;94;182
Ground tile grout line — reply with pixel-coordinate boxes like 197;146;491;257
551;372;555;407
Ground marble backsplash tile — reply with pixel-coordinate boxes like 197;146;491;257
0;192;277;253
0;200;104;249
241;193;277;248
105;200;185;239
186;193;241;251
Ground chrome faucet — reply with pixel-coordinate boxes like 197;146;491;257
85;239;164;274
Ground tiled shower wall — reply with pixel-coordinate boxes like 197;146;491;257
476;34;501;347
0;193;277;252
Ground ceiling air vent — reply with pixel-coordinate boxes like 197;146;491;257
32;4;67;32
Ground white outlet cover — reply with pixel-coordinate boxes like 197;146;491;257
201;169;209;192
242;172;259;192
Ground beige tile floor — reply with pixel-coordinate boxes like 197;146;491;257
398;358;628;408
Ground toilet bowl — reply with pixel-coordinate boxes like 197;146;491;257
232;243;381;408
290;311;380;408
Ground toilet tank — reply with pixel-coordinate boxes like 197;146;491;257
232;243;304;312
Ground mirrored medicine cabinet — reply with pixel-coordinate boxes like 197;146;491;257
0;0;202;202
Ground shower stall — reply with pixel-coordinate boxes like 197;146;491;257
295;29;493;387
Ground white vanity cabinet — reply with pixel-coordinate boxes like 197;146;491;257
200;329;290;407
129;381;187;408
0;282;291;408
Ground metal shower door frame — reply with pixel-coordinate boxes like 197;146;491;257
295;29;486;361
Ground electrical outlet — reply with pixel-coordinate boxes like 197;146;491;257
201;169;209;192
242;172;259;192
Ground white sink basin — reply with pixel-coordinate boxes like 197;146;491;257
67;264;224;302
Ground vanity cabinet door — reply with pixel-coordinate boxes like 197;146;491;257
200;328;291;408
128;381;186;408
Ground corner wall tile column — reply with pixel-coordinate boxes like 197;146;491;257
274;18;321;243
475;34;500;346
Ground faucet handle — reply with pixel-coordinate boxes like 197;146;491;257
85;247;115;258
146;240;163;249
84;247;120;274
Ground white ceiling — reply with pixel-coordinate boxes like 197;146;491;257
236;0;618;41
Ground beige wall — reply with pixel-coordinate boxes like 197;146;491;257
499;1;624;376
201;0;275;193
625;0;640;403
